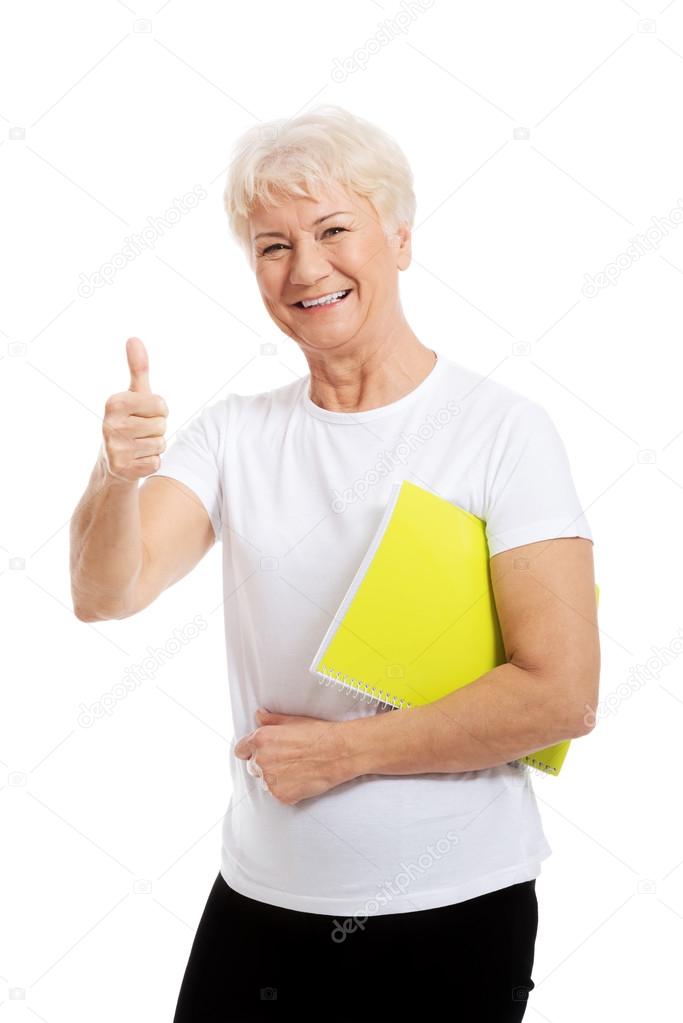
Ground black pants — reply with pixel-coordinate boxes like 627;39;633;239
173;871;538;1022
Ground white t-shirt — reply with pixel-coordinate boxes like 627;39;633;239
151;350;593;917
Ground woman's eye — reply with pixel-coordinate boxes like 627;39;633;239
260;227;347;257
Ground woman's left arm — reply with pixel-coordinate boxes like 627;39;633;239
235;537;600;801
340;536;600;777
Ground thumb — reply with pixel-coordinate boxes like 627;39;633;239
256;707;283;723
126;337;151;393
255;707;304;725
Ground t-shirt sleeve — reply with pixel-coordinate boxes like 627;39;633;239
149;400;225;543
484;399;593;557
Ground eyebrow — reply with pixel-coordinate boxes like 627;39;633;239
253;211;353;242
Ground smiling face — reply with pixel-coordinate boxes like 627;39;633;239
248;182;412;356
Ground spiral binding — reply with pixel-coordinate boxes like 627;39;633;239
315;662;413;711
522;755;558;775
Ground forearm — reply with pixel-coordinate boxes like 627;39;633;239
339;662;588;777
69;445;144;620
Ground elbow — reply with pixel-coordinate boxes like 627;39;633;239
74;607;130;622
71;577;100;622
74;603;110;622
72;586;101;622
73;600;130;622
569;685;600;738
72;589;100;621
74;606;98;622
71;582;133;622
572;711;596;738
541;681;598;740
526;666;599;739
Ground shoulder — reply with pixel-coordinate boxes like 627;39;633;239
221;376;305;427
193;376;304;427
435;353;552;428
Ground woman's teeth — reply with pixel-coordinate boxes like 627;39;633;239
299;289;350;308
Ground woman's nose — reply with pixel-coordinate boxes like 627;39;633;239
288;241;332;286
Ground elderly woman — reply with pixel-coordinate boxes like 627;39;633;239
70;105;599;1021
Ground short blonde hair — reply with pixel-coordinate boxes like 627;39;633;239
223;104;416;267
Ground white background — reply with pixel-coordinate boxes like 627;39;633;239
2;0;682;1019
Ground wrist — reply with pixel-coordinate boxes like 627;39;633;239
334;716;378;783
97;444;138;490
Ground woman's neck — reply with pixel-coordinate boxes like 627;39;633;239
305;335;437;414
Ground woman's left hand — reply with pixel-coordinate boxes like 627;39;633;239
233;708;356;805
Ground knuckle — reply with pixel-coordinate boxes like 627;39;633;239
150;394;168;416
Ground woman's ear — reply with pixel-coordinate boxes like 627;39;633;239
393;223;412;271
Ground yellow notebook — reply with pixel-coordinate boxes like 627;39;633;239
309;479;599;777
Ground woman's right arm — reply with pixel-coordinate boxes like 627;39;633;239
69;338;215;622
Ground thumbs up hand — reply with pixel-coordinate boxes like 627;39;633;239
101;338;169;483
